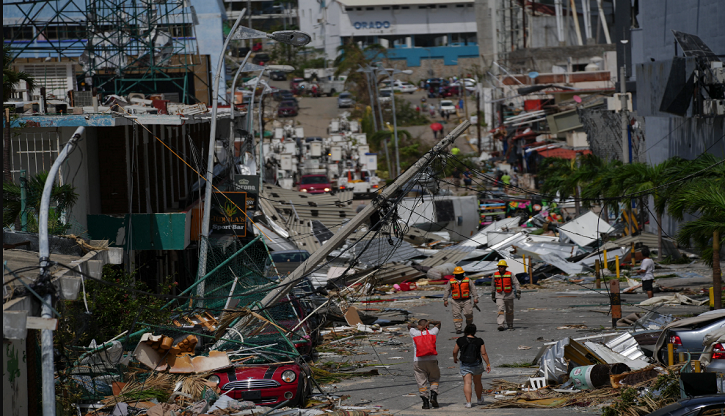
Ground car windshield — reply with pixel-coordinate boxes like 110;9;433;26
441;100;453;106
280;101;295;107
339;93;351;99
272;251;310;263
301;175;329;184
380;91;391;97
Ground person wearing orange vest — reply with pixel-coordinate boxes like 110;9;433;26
490;260;521;331
443;266;479;334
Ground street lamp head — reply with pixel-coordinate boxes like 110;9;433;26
230;26;312;47
400;69;413;75
268;30;312;47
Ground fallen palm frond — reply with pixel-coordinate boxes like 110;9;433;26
96;373;175;411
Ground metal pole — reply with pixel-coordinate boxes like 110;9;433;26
197;10;249;294
258;85;267;183
362;70;378;132
388;72;401;176
230;49;253;146
257;121;470;308
620;65;628;164
38;126;85;416
20;170;28;231
248;68;266;177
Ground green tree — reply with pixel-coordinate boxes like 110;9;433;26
539;155;601;217
606;158;686;259
4;44;36;181
3;171;78;234
333;41;386;104
3;44;35;102
581;158;623;221
667;155;725;309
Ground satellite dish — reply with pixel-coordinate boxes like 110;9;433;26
573;95;582;103
528;71;539;79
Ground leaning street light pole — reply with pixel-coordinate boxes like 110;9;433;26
196;8;310;295
229;50;253;148
38;126;85;416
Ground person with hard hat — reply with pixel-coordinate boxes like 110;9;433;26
443;266;479;334
491;260;522;331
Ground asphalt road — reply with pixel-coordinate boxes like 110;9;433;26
318;273;714;415
265;77;476;152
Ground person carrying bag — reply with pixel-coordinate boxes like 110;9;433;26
408;319;442;409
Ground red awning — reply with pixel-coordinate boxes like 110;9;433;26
536;148;592;159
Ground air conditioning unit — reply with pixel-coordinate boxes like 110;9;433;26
606;93;632;111
703;65;725;85
703;99;725;116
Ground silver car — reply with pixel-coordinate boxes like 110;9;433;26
337;92;354;108
656;311;725;372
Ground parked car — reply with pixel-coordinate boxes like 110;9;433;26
440;99;456;113
252;53;271;65
378;90;392;104
273;89;293;101
297;174;332;194
277;101;298;117
337;92;354;108
644;395;725;416
265;250;311;277
269;70;287;81
232;46;250;58
397;82;418;94
441;85;465;97
656;311;725;367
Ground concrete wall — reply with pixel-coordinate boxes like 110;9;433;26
381;57;482;81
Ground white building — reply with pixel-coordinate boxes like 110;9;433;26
299;0;479;71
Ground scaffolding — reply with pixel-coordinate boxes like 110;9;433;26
4;0;200;103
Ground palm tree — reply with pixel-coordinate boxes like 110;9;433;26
3;44;35;102
333;41;386;105
581;158;623;222
667;155;725;309
3;171;78;235
4;44;36;182
606;158;686;259
539;155;600;217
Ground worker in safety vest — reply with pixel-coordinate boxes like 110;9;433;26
443;266;478;334
491;260;521;331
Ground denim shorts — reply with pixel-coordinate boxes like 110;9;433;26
459;362;485;376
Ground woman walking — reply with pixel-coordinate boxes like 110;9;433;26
452;324;491;408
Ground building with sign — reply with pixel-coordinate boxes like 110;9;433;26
299;0;479;76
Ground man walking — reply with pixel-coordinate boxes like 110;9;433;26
637;247;655;299
491;260;521;331
444;266;478;334
408;319;442;409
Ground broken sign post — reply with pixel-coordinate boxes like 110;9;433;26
610;280;621;329
595;259;601;289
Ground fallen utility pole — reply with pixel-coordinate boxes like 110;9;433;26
258;120;471;309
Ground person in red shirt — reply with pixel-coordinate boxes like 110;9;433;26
408;319;442;409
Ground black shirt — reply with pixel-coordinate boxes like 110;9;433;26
456;336;484;364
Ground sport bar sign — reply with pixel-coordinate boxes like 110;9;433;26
211;192;247;236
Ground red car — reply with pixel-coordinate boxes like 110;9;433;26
209;362;311;406
297;174;332;194
277;101;298;117
441;85;464;97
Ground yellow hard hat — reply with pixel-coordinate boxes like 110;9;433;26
497;260;508;267
453;266;465;274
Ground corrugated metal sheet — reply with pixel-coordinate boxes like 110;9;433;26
253;223;296;251
461;217;521;247
420;246;475;267
352;237;424;268
371;264;423;285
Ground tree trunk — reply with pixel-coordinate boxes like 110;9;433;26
713;230;722;310
657;212;664;261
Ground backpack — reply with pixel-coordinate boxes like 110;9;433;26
459;337;481;364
